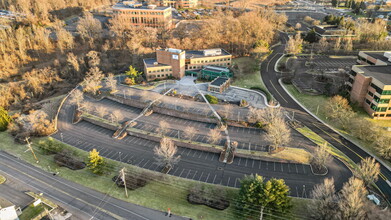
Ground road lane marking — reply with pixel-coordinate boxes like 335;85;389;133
269;80;288;103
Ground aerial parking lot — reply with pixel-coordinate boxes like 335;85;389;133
52;77;351;199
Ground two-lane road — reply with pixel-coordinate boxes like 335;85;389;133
261;32;391;202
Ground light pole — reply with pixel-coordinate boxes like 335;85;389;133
60;133;63;142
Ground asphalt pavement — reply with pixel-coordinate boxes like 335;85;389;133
0;151;186;220
261;32;391;202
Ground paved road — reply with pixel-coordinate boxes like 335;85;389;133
261;32;391;202
54;90;351;198
0;151;185;220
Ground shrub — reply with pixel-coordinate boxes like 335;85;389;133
37;137;63;154
205;94;218;104
187;184;230;210
54;151;86;170
0;107;11;131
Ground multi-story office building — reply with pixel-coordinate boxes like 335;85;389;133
112;1;172;30
348;51;391;119
156;0;198;8
143;48;232;80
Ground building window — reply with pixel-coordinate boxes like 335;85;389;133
370;83;383;94
382;90;391;95
377;107;387;112
365;99;371;105
386;114;391;117
374;95;380;103
379;99;390;104
368;91;374;97
349;70;357;76
370;103;377;110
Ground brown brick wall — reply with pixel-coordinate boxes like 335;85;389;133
350;72;372;106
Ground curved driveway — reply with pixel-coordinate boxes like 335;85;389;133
261;32;391;202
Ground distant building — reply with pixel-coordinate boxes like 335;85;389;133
311;25;355;40
155;0;198;8
143;48;232;81
0;197;20;220
208;76;231;94
348;51;391;119
112;1;172;30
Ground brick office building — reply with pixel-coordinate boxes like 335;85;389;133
348;51;391;119
112;1;172;30
154;0;198;8
143;48;232;80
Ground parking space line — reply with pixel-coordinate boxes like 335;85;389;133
234;178;238;188
142;160;149;168
192;171;198;179
238;157;241;166
227;177;231;186
281;163;283;172
101;149;109;155
266;161;269;170
245;158;248;167
252;159;255;168
187;149;191;156
137;158;145;166
192;150;197;157
198;172;204;181
212;174;217;184
172;167;179;175
296;186;299;197
205;173;210;182
210;154;215;161
302;164;306;174
179;169;185;177
274;162;276;171
204;152;209;160
295;164;299;173
259;161;262;169
185;170;191;178
198;152;203;158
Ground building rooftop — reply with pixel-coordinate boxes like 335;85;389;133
185;49;230;59
362;51;391;65
210;77;229;87
0;197;14;209
358;65;391;85
144;58;171;68
203;66;230;73
113;3;170;11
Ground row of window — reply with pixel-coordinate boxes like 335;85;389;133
148;73;172;79
374;114;391;117
116;10;169;16
147;68;172;73
191;58;231;64
186;63;230;70
370;83;383;95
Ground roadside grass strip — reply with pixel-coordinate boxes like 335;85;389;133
0;174;6;184
296;126;357;170
0;130;313;220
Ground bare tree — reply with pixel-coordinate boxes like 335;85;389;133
265;117;290;152
80;101;93;113
285;33;303;56
325;95;355;129
76;12;102;47
222;104;233;119
106;73;117;93
312;142;332;171
247;107;260;124
309;178;338;220
86;50;101;68
354;157;380;187
158;121;170;136
83;67;104;95
112;110;124;123
334;38;341;53
337;177;367;220
343;38;353;52
70;89;84;109
67;52;80;73
154;137;180;167
183;126;197;141
295;23;302;30
95;106;107;118
318;37;328;54
208;128;222;145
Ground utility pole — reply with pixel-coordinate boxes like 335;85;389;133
259;206;264;220
25;137;39;163
120;167;128;198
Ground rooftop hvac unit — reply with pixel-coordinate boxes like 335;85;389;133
203;48;222;56
168;48;182;54
147;4;157;9
123;1;136;6
153;62;158;66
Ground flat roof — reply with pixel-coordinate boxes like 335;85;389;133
185;49;231;59
357;65;391;85
210;77;229;87
203;67;229;73
113;3;170;11
362;51;391;64
144;58;171;68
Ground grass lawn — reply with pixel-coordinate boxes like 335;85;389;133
231;57;273;101
0;130;312;219
284;84;391;167
19;204;47;220
237;147;312;164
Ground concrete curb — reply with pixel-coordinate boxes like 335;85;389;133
309;164;328;176
230;86;280;108
278;78;391;175
274;53;286;73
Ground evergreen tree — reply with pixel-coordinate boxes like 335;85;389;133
236;174;292;219
87;148;107;175
0;107;11;131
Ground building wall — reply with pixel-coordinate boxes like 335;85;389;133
357;51;389;66
144;65;173;80
159;0;198;8
112;7;172;29
186;55;232;70
156;49;186;79
349;69;372;106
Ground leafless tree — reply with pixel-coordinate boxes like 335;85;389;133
158;121;170;136
95;106;107;118
76;12;102;47
53;19;74;52
86;50;101;68
106;73;117;93
112;110;124;123
309;178;338;220
318;37;328;54
70;90;84;109
258;107;284;126
343;38;353;52
285;34;303;56
80;101;93;113
325;96;355;130
354;157;380;187
208;128;222;145
67;52;80;73
334;38;341;53
183;126;197;141
83;67;104;95
265;117;290;152
222;104;233;119
312;142;332;171
154;137;180;167
337;177;367;220
295;23;302;30
375;135;391;160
